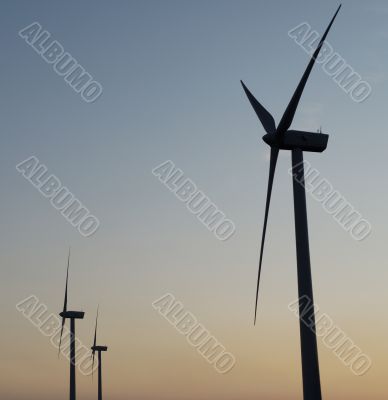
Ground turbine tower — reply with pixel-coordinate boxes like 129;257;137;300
91;307;108;400
58;249;85;400
241;5;341;400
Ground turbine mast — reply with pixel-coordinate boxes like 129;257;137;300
292;149;322;399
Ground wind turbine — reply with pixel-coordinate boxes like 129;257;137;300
58;249;85;400
91;307;108;400
241;5;341;400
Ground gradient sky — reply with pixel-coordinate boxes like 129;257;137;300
1;0;388;399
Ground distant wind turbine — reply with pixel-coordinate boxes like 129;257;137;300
91;306;108;400
58;249;85;400
241;5;341;400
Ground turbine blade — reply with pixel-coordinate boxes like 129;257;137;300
254;147;279;324
93;306;98;348
58;248;70;358
241;80;276;134
58;317;65;357
92;350;95;380
63;248;70;313
277;5;341;133
91;306;98;379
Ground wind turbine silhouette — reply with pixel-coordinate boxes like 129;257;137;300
91;306;108;400
241;5;341;400
58;249;85;400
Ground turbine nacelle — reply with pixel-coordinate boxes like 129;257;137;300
91;345;108;352
263;130;328;152
60;311;85;319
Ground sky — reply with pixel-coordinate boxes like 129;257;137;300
1;0;388;399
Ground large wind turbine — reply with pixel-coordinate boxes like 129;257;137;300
58;249;85;400
91;307;108;400
241;5;341;400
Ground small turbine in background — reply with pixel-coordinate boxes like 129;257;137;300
58;249;85;400
91;306;108;400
